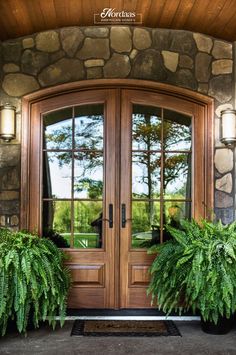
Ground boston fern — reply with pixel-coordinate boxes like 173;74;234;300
0;229;71;336
148;219;236;324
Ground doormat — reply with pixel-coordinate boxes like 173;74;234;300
71;320;181;337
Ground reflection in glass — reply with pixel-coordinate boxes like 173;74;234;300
74;105;104;150
132;153;161;198
43;108;72;150
163;202;191;242
164;202;191;225
43;152;72;198
74;201;103;248
131;201;160;248
43;201;71;247
164;153;191;199
132;105;162;150
163;109;191;151
74;152;103;199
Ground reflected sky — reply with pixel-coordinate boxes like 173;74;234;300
74;153;103;198
44;152;72;198
132;153;161;198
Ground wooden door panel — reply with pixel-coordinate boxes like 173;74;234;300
28;89;117;309
127;289;153;308
120;89;211;309
69;264;105;286
69;288;106;309
129;264;151;286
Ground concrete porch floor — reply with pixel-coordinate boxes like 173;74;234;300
0;321;236;355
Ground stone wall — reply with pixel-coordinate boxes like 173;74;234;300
0;26;235;229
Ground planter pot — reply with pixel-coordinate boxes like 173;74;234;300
201;316;234;335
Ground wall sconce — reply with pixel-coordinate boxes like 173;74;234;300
220;109;236;146
0;104;16;142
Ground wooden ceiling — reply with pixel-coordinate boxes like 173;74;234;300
1;0;236;42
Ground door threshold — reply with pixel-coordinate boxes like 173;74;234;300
59;315;200;321
64;309;200;321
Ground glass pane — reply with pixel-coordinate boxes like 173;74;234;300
74;201;103;248
74;152;103;199
74;104;104;150
163;153;191;199
163;109;191;151
42;201;71;247
43;108;73;149
164;202;191;241
132;152;161;198
131;201;160;248
43;152;72;198
132;105;162;150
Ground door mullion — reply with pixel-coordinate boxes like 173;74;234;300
114;88;121;309
104;89;119;308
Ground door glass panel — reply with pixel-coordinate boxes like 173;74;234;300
132;201;160;248
74;201;103;248
74;105;103;150
132;153;161;198
132;105;162;150
42;201;71;247
163;109;192;151
131;105;192;249
43;152;72;199
163;153;191;199
43;108;72;150
42;104;105;249
74;152;103;199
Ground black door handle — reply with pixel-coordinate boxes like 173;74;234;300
109;203;113;228
121;204;133;228
122;203;126;228
102;204;113;228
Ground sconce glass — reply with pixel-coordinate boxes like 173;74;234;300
0;104;16;142
220;109;236;146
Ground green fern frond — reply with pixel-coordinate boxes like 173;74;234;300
148;218;236;323
0;229;71;336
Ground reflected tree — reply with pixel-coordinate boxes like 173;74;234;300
44;109;191;238
75;178;103;199
45;125;72;150
132;112;191;227
44;114;104;193
53;201;71;232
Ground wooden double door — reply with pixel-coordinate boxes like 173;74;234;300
26;86;211;309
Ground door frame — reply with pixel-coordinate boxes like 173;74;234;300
21;79;214;308
21;79;214;229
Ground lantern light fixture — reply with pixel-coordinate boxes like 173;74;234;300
220;109;236;146
0;104;16;142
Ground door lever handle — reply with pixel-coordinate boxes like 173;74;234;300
102;204;113;228
121;204;132;228
121;203;126;228
109;203;113;228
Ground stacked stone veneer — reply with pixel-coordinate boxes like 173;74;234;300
0;26;235;229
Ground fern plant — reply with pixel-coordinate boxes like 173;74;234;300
0;228;71;336
148;219;236;324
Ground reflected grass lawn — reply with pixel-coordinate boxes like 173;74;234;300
62;233;99;248
61;233;150;248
